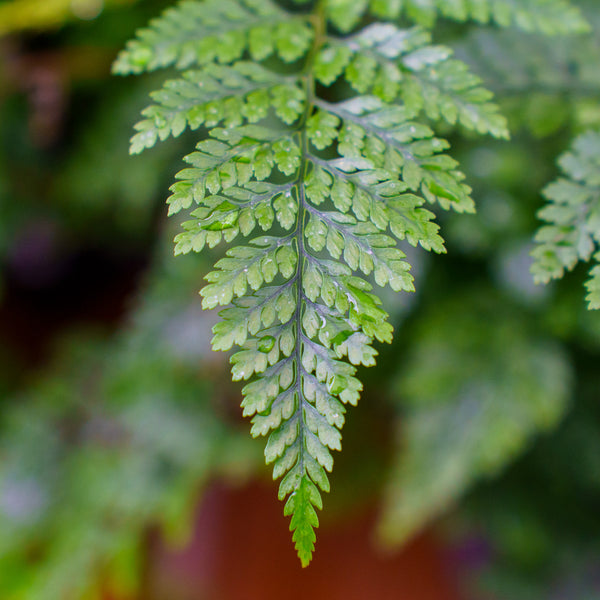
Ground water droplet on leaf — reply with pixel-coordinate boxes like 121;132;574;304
258;335;276;353
327;375;346;396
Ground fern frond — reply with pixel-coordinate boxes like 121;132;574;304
322;0;588;33
116;0;508;565
313;95;476;213
532;130;600;309
128;64;304;154
112;0;313;74
370;0;589;33
315;24;510;138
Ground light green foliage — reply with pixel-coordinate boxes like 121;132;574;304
532;131;600;309
127;64;305;154
316;24;509;138
116;0;585;565
378;294;572;545
112;0;313;74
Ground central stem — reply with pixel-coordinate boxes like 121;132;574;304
293;0;326;477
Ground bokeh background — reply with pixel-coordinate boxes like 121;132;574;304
0;1;600;598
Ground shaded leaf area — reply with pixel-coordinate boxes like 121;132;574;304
465;373;600;600
378;293;571;545
0;246;260;600
532;131;600;309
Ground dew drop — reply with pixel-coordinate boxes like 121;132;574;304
258;335;276;353
346;293;359;311
327;376;346;396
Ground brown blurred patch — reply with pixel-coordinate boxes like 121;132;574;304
143;480;464;600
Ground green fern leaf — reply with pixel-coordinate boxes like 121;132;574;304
532;130;600;309
116;0;510;565
128;64;304;154
585;258;600;309
315;24;510;138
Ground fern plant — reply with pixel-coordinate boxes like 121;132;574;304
114;0;587;565
532;131;600;309
447;4;600;308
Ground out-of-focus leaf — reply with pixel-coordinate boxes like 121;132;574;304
532;130;600;309
0;241;260;600
378;293;572;545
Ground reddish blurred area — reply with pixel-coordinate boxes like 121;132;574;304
134;481;463;600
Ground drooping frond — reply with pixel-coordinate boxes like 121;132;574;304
378;294;571;546
370;0;588;33
115;0;511;565
532;130;600;309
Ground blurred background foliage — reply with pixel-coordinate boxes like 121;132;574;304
0;0;600;598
